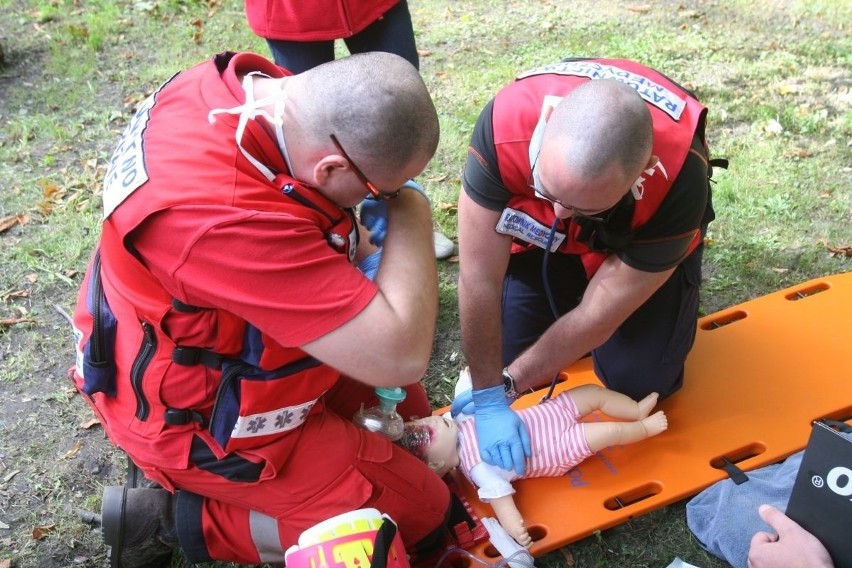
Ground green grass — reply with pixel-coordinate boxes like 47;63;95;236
0;0;850;566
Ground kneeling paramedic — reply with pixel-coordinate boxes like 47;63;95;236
69;50;450;566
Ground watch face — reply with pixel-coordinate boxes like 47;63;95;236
502;370;518;398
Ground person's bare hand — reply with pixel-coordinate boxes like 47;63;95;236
747;504;834;568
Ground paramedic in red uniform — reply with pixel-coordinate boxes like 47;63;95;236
69;50;449;567
456;58;716;476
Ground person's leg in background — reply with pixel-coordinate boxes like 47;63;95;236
344;0;419;69
265;39;335;73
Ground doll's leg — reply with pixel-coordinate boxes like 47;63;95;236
568;384;659;420
582;411;668;453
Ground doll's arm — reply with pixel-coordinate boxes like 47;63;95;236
489;495;532;548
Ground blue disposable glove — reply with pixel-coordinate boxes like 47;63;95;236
357;249;382;281
359;197;388;247
451;389;475;417
471;385;532;475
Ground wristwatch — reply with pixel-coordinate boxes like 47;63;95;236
502;367;520;400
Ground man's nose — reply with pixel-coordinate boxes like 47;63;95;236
552;202;573;220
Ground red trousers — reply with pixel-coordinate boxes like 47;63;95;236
137;378;449;564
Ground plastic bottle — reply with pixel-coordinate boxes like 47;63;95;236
353;387;407;441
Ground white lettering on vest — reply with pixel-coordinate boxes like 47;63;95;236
102;91;157;219
518;61;687;120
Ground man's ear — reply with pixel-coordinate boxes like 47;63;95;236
646;154;659;170
313;155;347;186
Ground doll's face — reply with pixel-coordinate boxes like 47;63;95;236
404;415;459;476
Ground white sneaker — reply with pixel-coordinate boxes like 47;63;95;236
433;228;455;259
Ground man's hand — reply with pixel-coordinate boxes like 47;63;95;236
359;198;388;247
450;389;475;417
471;386;531;475
747;504;834;568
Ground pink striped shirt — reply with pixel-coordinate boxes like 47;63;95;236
457;391;592;493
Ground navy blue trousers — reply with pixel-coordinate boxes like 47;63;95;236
265;1;419;73
501;245;704;401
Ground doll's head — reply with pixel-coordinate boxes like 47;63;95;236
398;415;460;477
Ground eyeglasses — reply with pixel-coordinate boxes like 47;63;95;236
527;157;624;223
330;134;400;201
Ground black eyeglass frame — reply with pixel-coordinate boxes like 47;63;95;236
527;157;627;224
330;134;400;201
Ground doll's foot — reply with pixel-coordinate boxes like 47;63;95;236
640;410;668;437
636;392;659;419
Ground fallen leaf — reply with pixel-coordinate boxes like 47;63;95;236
0;557;11;568
0;290;28;302
60;440;84;460
771;267;789;273
32;524;56;540
627;5;651;13
560;548;575;565
784;148;812;158
80;418;101;430
826;245;852;258
0;214;28;233
0;317;36;328
2;470;20;483
0;520;9;530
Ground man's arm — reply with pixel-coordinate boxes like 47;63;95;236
509;254;675;392
302;187;438;387
457;189;512;391
457;189;531;475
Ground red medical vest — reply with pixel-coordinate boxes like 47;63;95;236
492;58;707;276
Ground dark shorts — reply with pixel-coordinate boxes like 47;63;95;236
501;245;704;400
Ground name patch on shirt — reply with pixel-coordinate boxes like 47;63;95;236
518;61;687;121
496;208;565;252
102;91;158;219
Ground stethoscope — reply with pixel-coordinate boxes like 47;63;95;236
538;218;562;404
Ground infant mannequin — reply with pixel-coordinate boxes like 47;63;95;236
400;383;668;547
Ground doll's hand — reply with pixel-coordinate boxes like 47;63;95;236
505;518;533;549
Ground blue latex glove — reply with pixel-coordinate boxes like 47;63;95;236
357;249;382;281
358;180;430;247
471;386;532;475
451;389;475;417
359;197;388;247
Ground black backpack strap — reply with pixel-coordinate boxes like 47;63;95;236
370;517;399;568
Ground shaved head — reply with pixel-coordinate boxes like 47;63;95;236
292;52;440;176
544;79;653;184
